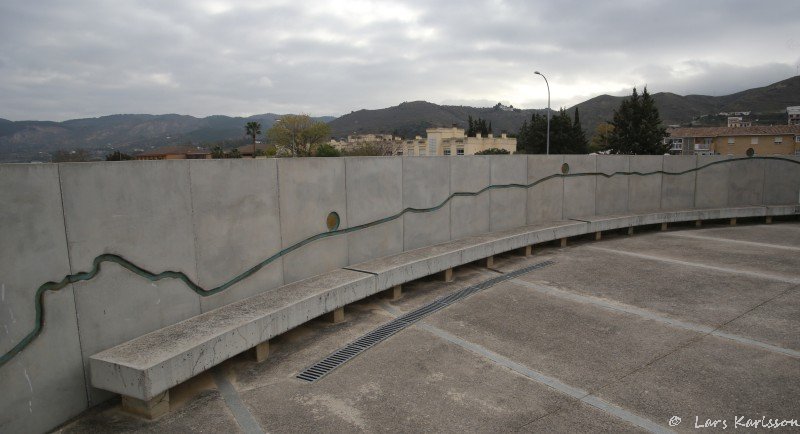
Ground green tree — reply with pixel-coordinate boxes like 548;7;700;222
590;123;615;153
314;143;341;157
267;114;331;157
105;151;134;161
245;121;262;158
475;148;510;155
606;87;668;154
211;146;225;159
229;148;242;158
516;109;588;154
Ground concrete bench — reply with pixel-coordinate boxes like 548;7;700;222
346;220;587;291
89;206;798;419
574;206;770;238
89;269;376;418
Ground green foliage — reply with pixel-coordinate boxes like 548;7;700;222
475;148;510;155
267;114;332;157
516;108;588;154
245;121;262;157
211;145;225;159
341;144;386;156
606;87;668;155
467;116;492;137
105;150;134;161
52;149;90;162
590;123;614;153
314;143;341;157
228;148;242;158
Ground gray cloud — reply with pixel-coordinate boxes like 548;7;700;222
0;0;797;121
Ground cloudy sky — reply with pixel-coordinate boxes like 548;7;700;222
1;0;798;121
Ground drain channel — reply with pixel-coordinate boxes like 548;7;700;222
296;260;555;382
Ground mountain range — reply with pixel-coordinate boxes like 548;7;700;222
1;76;797;162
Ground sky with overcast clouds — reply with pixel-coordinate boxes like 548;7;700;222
1;0;798;121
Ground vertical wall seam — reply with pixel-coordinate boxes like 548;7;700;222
186;161;204;314
625;155;631;214
401;157;406;252
343;158;351;265
593;155;598;216
448;157;453;241
56;163;91;406
561;155;566;220
692;154;699;209
761;158;768;206
275;159;286;284
658;156;664;210
447;156;453;241
658;156;665;211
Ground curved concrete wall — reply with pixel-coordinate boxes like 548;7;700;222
1;155;799;432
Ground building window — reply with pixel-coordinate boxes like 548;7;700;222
456;148;464;155
727;137;735;145
795;135;800;143
443;149;451;156
751;137;758;145
774;136;783;144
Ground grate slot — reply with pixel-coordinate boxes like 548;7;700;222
296;259;555;382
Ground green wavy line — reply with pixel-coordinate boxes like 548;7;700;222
2;155;798;368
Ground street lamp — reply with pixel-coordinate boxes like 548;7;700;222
534;71;550;155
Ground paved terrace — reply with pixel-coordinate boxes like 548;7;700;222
57;220;800;433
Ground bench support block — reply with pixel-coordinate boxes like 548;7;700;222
766;216;772;224
660;222;668;231
730;218;737;226
518;245;532;256
484;256;495;268
594;231;602;241
384;285;402;300
121;391;169;420
627;227;634;236
253;340;269;363
327;307;345;324
560;238;567;247
442;268;454;282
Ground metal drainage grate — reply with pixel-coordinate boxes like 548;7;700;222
296;259;555;382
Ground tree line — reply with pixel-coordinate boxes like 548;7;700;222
516;87;668;155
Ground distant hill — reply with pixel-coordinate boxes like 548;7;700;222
573;75;800;133
328;101;543;139
0;113;334;162
331;76;800;139
2;76;797;162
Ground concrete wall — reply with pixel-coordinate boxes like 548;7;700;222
1;155;797;433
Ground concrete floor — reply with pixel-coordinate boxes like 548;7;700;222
57;220;800;433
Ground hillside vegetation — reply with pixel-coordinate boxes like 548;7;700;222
1;76;797;162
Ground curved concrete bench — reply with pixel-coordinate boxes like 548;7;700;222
89;205;798;418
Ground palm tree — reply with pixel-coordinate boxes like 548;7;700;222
245;121;262;158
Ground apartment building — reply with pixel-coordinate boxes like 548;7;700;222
396;127;516;156
788;106;800;126
666;125;800;156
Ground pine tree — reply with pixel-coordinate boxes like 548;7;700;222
607;87;668;154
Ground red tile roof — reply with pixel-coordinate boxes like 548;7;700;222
668;125;800;138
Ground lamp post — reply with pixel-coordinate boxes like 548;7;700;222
534;71;550;155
